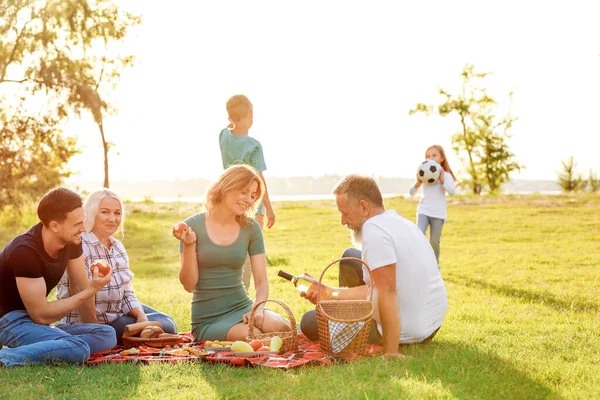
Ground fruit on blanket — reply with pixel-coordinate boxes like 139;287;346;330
269;336;283;352
231;341;254;352
91;260;111;278
257;346;270;352
204;340;233;347
249;339;263;351
172;222;188;239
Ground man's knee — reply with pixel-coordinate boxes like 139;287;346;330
341;248;361;259
300;311;319;341
339;248;365;287
61;336;92;363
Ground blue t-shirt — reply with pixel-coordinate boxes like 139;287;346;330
218;128;267;172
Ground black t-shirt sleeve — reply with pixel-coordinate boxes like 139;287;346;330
8;246;44;279
68;242;83;260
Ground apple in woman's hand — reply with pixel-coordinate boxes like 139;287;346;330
172;222;188;239
91;260;111;278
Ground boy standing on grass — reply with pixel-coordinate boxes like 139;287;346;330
219;94;276;288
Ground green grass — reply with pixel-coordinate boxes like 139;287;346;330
1;194;599;399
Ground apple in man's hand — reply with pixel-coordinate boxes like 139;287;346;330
91;260;111;278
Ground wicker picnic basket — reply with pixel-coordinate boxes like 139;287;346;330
316;257;374;356
122;321;184;349
247;299;299;353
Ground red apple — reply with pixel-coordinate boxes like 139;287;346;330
257;346;270;352
172;222;188;239
249;339;263;351
91;260;111;278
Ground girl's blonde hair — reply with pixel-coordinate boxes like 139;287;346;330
83;189;125;236
204;164;265;227
427;144;457;182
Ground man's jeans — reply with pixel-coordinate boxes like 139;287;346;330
0;310;117;367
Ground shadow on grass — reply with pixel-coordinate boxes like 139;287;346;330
194;341;556;400
446;273;599;313
0;362;142;399
398;341;556;399
0;341;556;399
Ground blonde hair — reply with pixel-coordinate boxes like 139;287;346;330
332;174;384;208
426;144;457;181
226;94;253;124
205;164;265;227
83;189;125;236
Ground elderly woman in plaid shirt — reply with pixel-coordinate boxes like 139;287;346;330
56;189;177;344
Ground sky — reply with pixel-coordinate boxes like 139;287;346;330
65;0;600;185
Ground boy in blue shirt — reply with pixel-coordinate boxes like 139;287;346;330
219;95;276;288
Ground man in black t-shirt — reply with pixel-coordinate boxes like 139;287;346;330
0;188;117;367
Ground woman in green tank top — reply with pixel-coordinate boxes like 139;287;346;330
174;165;291;342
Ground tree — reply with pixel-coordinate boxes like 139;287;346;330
0;99;79;211
65;51;136;188
557;156;587;192
0;0;140;189
409;64;523;194
587;169;599;193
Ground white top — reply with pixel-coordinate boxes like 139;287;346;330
409;171;456;220
361;210;448;343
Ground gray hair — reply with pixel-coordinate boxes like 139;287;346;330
332;174;384;207
83;189;125;236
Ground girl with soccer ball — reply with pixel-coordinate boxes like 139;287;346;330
409;145;457;266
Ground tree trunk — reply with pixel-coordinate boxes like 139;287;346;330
460;113;480;194
97;119;109;188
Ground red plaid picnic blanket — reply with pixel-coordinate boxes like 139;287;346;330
86;333;383;369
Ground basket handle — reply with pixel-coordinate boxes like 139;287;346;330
247;299;297;339
317;257;374;303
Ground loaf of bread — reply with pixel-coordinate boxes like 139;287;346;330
123;321;163;337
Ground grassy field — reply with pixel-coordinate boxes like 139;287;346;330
0;194;599;399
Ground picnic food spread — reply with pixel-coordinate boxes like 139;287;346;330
86;332;385;369
121;321;183;349
203;340;233;350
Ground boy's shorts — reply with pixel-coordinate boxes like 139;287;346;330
255;200;265;216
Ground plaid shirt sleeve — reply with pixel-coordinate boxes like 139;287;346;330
112;241;142;315
120;279;142;315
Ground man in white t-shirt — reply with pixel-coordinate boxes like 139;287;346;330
299;174;448;356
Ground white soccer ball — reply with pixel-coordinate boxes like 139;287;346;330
417;159;442;184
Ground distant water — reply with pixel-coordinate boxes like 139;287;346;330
128;193;405;203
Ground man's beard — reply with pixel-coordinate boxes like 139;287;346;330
350;226;363;250
60;232;82;247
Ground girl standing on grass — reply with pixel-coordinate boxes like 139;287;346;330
409;145;457;266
